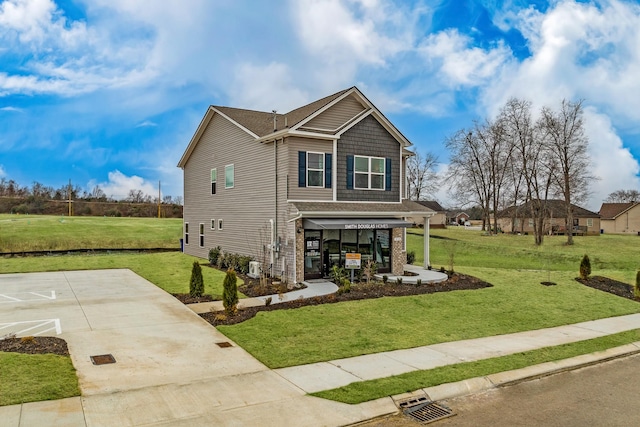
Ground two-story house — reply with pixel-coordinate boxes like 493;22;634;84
178;87;435;284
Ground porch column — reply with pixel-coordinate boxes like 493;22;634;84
423;216;430;268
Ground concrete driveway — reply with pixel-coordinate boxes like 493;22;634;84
0;269;393;426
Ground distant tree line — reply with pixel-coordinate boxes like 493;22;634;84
0;179;183;218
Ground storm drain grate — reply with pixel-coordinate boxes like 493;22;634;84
90;354;116;365
216;342;233;348
403;401;455;424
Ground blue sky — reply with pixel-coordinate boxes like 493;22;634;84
1;0;639;210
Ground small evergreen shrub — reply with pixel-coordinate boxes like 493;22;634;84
208;246;222;266
396;277;403;285
382;275;388;284
416;279;422;286
579;254;591;280
264;296;272;306
189;261;204;298
222;268;239;314
407;251;416;265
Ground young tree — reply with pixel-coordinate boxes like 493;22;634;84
406;150;439;200
539;99;592;245
222;268;239;314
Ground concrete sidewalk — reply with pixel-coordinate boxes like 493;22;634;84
275;313;640;394
2;269;640;426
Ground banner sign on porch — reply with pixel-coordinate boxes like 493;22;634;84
345;253;361;269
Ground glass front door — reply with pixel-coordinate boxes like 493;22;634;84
304;230;322;278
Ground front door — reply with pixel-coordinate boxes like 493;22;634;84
304;230;322;279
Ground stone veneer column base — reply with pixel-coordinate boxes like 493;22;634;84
295;219;305;284
391;227;406;275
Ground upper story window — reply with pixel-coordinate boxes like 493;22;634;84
307;152;324;187
298;151;332;189
225;164;234;189
211;168;217;194
354;156;385;190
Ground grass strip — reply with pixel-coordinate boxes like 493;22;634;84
0;352;80;406
311;329;640;404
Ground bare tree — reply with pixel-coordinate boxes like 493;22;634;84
539;99;592;245
605;189;640;203
406;150;439;200
127;189;146;203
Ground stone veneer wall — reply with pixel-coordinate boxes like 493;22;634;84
295;219;305;284
391;227;406;275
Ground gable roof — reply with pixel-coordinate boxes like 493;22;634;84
498;199;600;218
415;200;445;212
599;202;640;219
178;87;412;168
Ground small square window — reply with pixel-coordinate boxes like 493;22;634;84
218;219;223;230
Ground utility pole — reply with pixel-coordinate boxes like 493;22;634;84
68;179;73;217
158;180;161;219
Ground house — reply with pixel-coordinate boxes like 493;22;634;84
409;201;447;228
177;87;435;284
448;211;470;226
497;199;600;235
599;202;640;234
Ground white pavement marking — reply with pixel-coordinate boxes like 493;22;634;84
0;319;62;336
0;290;56;303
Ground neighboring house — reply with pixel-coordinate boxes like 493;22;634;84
497;199;600;235
178;87;435;284
599;202;640;234
448;212;469;226
410;201;446;228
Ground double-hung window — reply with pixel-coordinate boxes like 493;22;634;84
199;223;204;247
211;168;217;194
184;223;189;245
225;164;234;189
354;156;385;190
307;152;324;187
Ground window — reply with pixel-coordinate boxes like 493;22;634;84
211;168;217;194
587;218;593;227
218;219;223;230
528;218;534;227
225;164;234;189
354;156;385;190
211;219;216;230
199;223;204;247
184;223;189;245
307;152;324;187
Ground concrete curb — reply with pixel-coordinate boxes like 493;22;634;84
374;341;640;413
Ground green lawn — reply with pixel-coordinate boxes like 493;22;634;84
0;352;80;406
0;214;182;252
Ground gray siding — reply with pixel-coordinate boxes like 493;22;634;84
286;136;334;201
337;115;401;202
183;113;276;260
302;94;366;131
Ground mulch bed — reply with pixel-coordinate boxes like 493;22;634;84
0;336;69;356
200;273;492;326
576;275;640;301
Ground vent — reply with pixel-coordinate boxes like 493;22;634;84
403;402;455;424
216;342;233;348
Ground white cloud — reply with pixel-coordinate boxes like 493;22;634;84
90;170;157;200
583;108;640;210
136;120;157;128
418;29;513;87
0;164;5;177
0;105;22;112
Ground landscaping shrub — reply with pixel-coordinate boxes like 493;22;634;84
382;275;388;284
208;246;222;266
407;250;416;265
396;277;403;285
189;261;204;298
362;260;377;284
223;268;239;314
635;271;640;299
329;265;347;285
579;254;591;280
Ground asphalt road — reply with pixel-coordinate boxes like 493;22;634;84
361;353;640;427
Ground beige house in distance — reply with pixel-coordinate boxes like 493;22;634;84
599;202;640;234
497;199;600;235
178;87;435;284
